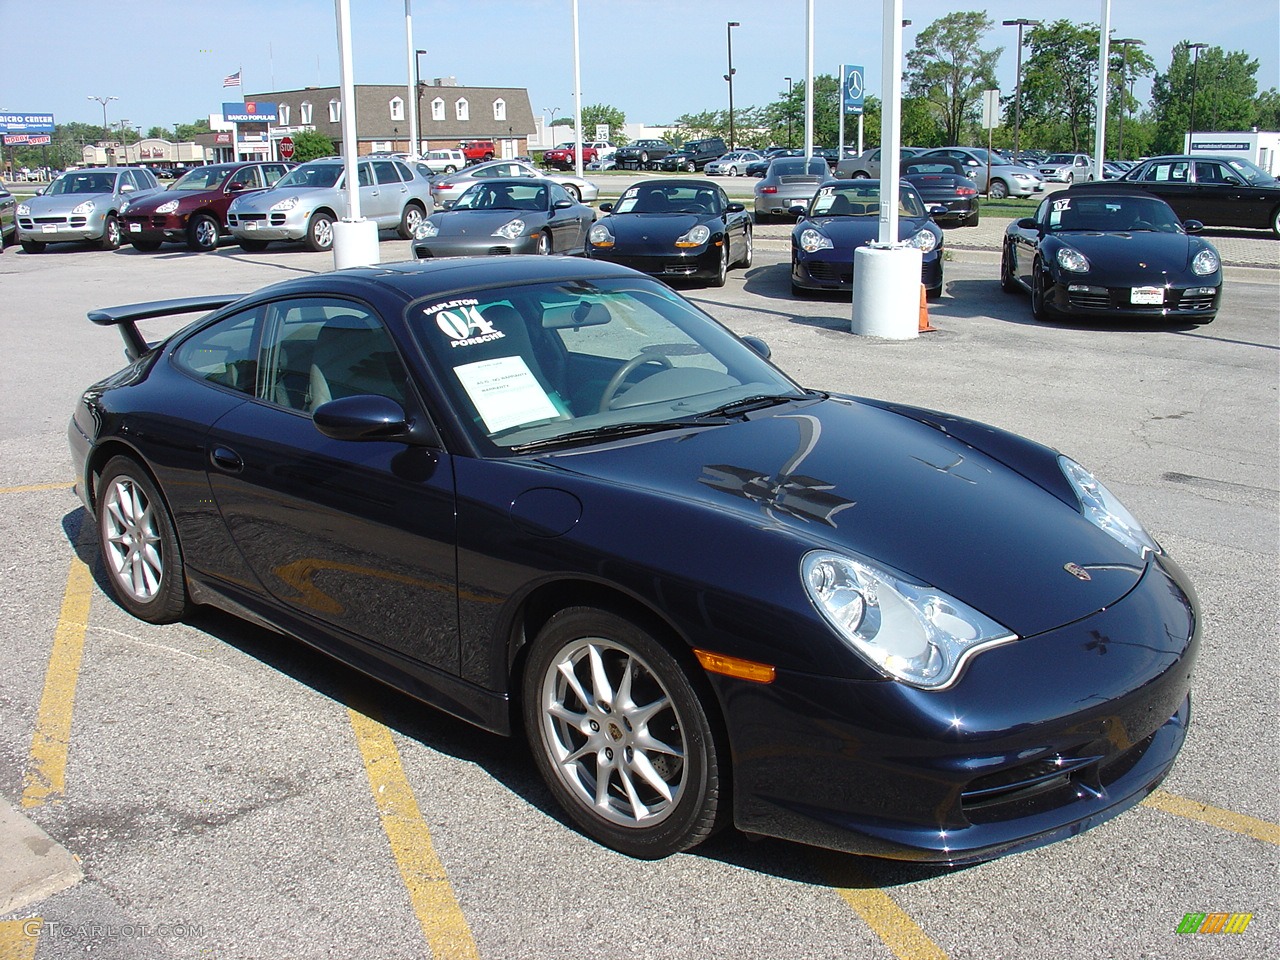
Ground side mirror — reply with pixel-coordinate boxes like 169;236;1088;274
1015;217;1039;230
741;335;771;359
1182;219;1204;233
789;203;808;217
121;183;136;193
553;199;574;209
725;202;745;213
928;205;949;217
598;201;614;213
312;395;413;442
226;181;247;192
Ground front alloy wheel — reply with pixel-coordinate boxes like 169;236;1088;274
523;608;724;859
306;212;335;252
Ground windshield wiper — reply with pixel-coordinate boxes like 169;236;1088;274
695;392;812;419
509;418;725;453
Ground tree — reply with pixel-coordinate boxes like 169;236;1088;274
291;129;334;163
1017;21;1100;152
566;103;628;145
1107;40;1157;159
1255;89;1280;131
906;12;1002;146
1151;43;1260;154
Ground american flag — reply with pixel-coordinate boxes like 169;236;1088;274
223;70;241;88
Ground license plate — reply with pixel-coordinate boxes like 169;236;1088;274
42;224;57;233
1131;286;1164;305
128;223;141;232
244;222;257;231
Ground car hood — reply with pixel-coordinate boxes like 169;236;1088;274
1053;231;1201;273
429;210;542;236
539;397;1145;638
25;192;119;212
798;216;932;248
125;189;219;213
231;186;335;213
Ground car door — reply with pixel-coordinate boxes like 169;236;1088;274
545;181;586;252
203;295;461;672
1190;159;1255;228
367;159;406;227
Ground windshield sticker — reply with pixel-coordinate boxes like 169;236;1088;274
817;186;836;199
454;356;560;433
424;299;507;348
1052;198;1072;212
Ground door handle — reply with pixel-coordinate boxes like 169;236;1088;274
210;446;244;472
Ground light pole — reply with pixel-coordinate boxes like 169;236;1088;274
87;95;118;149
784;77;793;148
725;21;740;150
1111;38;1143;160
546;106;560;147
414;49;427;155
1002;19;1040;159
1186;42;1208;146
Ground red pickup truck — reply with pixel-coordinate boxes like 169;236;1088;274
543;141;611;170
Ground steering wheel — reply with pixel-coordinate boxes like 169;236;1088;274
598;350;674;412
1130;220;1155;231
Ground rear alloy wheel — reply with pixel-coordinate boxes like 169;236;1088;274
100;215;122;250
187;213;220;252
97;456;189;624
305;212;335;252
564;184;582;203
988;179;1010;200
686;161;697;174
444;165;457;173
398;203;426;240
522;607;724;859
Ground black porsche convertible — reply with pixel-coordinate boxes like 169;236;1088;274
585;179;752;287
1001;188;1222;323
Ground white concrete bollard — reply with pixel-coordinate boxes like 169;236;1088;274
851;245;922;339
332;219;381;270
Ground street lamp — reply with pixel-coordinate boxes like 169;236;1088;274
1002;19;1040;159
724;21;740;150
87;95;118;144
785;77;793;148
1111;38;1143;160
415;49;427;155
1186;42;1208;145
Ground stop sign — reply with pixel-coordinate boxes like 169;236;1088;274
280;136;295;160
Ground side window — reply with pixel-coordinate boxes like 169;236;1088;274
173;308;262;394
261;300;407;414
393;160;415;182
493;99;506;122
328;99;342;123
229;166;263;190
357;164;374;188
300;102;313;125
547;182;571;205
455;98;469;121
371;159;400;185
389;97;405;122
431;98;445;121
263;164;289;186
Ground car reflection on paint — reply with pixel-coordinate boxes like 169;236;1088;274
71;256;1198;864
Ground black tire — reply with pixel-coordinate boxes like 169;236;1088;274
640;152;650;166
564;184;581;202
1271;206;1280;238
21;240;45;253
851;171;869;179
1064;172;1075;184
96;456;189;624
708;241;728;287
186;213;220;252
965;208;980;227
739;226;753;268
1031;259;1055;321
305;212;335;252
397;203;426;240
444;165;457;174
130;238;163;252
1000;245;1019;293
685;161;696;174
100;214;122;250
522;607;725;859
238;238;270;252
988;179;1010;200
535;230;552;255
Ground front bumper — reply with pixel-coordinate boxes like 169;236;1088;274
226;212;306;242
18;214;107;242
1003;179;1046;197
121;214;188;243
714;555;1199;863
1046;277;1221;320
793;248;944;295
414;234;541;258
587;244;722;280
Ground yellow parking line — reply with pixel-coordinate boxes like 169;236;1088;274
819;854;949;960
0;482;74;495
348;705;480;960
22;534;94;809
1143;789;1280;845
0;919;42;960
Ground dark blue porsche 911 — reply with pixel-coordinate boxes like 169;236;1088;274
586;178;753;287
791;180;945;297
70;256;1198;863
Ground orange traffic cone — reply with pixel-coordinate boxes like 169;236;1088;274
919;285;936;333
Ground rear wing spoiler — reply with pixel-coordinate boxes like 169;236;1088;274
88;295;245;361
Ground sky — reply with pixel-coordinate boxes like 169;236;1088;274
4;0;1277;135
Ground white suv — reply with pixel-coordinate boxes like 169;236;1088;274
421;150;466;175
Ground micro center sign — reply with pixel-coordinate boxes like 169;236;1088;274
1;112;56;134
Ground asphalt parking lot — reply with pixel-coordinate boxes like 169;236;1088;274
0;232;1276;959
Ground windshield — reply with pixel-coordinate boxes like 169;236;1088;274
1042;194;1182;232
275;162;342;189
612;182;723;215
453;180;549;211
48;171;117;195
810;182;926;218
407;277;800;453
1045;154;1076;164
1224;157;1276;185
171;166;234;191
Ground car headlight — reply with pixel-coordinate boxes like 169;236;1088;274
17;203;30;216
906;228;937;253
802;551;1017;690
155;199;179;215
1012;173;1034;180
1058;456;1160;559
675;224;711;248
493;218;526;240
414;220;439;240
72;200;96;215
588;222;614;247
1191;248;1219;276
799;228;833;253
270;196;300;212
1056;247;1089;273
